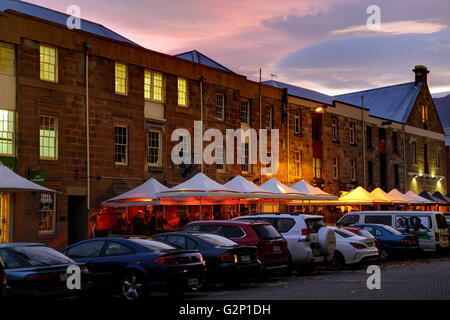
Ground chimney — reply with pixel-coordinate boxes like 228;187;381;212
413;65;429;85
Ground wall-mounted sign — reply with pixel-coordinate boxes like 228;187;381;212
29;170;46;185
39;193;55;211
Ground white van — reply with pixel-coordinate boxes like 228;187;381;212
337;211;449;252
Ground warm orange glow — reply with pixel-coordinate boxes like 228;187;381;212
314;106;325;113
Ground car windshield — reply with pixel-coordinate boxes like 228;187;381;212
334;229;357;238
129;239;177;251
196;234;239;247
253;225;282;240
382;225;403;235
11;246;74;267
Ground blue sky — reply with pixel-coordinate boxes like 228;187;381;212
27;0;450;95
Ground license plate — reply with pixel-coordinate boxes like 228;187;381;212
272;245;281;252
240;255;251;262
188;278;199;286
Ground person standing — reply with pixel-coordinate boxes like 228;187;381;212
132;211;145;235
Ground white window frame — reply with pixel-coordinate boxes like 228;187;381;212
332;119;338;142
144;70;164;102
38;193;56;235
0;109;15;156
115;125;128;165
147;129;162;167
39;115;58;160
241;142;251;174
216;145;225;172
349;122;355;144
216;93;225;120
313;158;321;179
177;77;188;107
294;113;301;134
115;62;128;95
240;99;250;124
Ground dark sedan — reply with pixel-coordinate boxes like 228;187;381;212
153;232;262;287
0;243;91;298
354;224;421;260
62;237;206;301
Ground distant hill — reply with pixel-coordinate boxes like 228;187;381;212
434;94;450;129
432;91;450;98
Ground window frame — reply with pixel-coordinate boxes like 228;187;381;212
144;69;165;102
349;121;355;145
294;151;301;178
240;99;250;124
331;118;338;142
177;77;188;107
147;129;162;167
114;125;129;166
0;109;15;156
313;157;322;179
294;112;301;135
0;42;15;76
333;157;339;179
265;105;273;129
39;44;58;83
241;142;251;174
38;192;56;235
216;93;225;120
114;62;128;95
39;115;58;161
350;159;356;181
216;145;225;172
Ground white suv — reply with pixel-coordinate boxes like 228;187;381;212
234;214;336;272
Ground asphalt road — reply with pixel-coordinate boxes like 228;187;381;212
186;257;450;300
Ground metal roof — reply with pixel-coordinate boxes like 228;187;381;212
335;82;422;123
174;50;234;73
263;80;334;105
0;0;139;46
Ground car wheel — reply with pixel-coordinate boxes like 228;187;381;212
327;251;345;271
379;248;390;262
122;272;147;301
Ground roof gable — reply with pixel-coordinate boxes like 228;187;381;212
334;82;421;123
1;0;139;45
174;50;233;73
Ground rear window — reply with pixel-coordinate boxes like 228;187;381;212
334;229;357;238
435;214;448;229
196;234;238;247
130;239;176;251
364;215;392;225
183;224;220;233
305;218;325;233
382;225;403;235
252;225;282;240
4;246;74;268
356;229;375;239
337;215;359;226
219;226;245;238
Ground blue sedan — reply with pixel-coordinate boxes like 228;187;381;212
62;237;206;301
354;224;421;260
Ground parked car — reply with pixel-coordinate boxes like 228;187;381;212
233;214;336;273
62;237;206;301
444;213;450;235
0;258;6;297
337;211;449;253
342;226;381;252
182;220;289;273
153;232;262;286
327;227;379;270
354;224;421;260
0;243;91;298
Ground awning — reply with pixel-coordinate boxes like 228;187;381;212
403;191;435;204
291;180;338;200
387;189;410;204
338;186;378;205
370;188;395;203
419;191;445;204
0;164;56;193
433;191;450;204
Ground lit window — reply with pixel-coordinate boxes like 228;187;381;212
333;157;339;179
294;152;301;177
115;126;128;165
240;100;250;124
241;142;250;173
40;115;57;160
38;193;56;235
313;158;321;179
294;113;301;134
40;44;57;82
115;62;128;95
177;77;188;106
148;130;161;166
265;105;272;129
350;159;356;181
436;147;441;168
0;42;15;75
216;146;225;171
421;104;428;127
0;110;15;156
349;122;355;144
216;93;225;120
144;70;164;102
332;119;338;142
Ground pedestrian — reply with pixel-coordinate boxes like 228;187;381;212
116;211;129;235
132;211;146;235
179;213;190;228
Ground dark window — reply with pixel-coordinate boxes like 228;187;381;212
252;225;282;240
366;126;372;149
103;242;135;256
67;241;105;259
219;226;245;238
183;224;219;233
129;239;176;251
368;161;374;185
337;215;359;226
274;218;296;233
364;215;392;225
392;132;398;152
312;114;322;141
166;235;187;249
394;164;400;187
0;249;24;269
424;144;429;174
305;218;326;233
186;238;198;249
196;233;237;247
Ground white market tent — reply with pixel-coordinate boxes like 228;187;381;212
259;178;320;200
338;186;379;205
291;180;338;200
223;175;276;198
0;164;56;193
370;188;394;203
404;191;435;204
101;178;169;207
387;189;410;204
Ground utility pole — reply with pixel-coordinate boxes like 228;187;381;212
361;96;367;188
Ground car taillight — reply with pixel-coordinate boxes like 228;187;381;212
153;256;181;265
350;242;366;249
301;228;310;236
435;233;440;241
23;273;59;281
245;240;260;247
81;268;90;275
401;239;411;246
220;254;236;263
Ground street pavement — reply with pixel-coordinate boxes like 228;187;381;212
187;257;450;300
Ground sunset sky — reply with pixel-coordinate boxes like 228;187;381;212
26;0;450;95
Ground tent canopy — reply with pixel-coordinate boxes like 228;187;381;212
101;178;169;207
433;191;450;203
260;178;304;195
162;173;237;193
290;180;338;201
338;186;378;204
224;175;273;194
387;189;410;203
0;165;56;193
419;191;444;204
370;188;394;203
404;191;435;204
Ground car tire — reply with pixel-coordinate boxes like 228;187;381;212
327;251;345;271
121;272;147;302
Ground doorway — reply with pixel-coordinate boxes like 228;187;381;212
68;196;87;245
0;194;10;242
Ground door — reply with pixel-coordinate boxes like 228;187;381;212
68;196;88;245
0;194;10;243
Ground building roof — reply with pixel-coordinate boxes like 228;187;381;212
334;82;422;123
263;80;334;105
0;0;139;46
174;50;234;73
433;94;450;145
